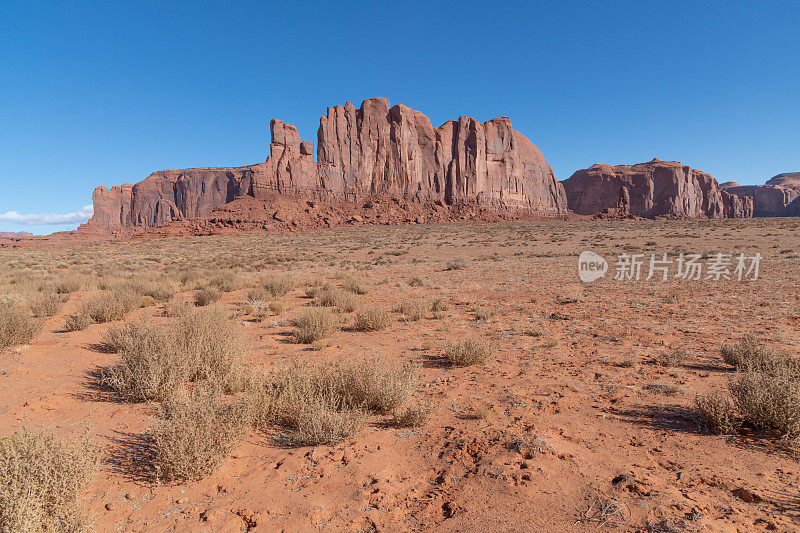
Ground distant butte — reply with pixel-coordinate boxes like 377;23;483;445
561;158;753;219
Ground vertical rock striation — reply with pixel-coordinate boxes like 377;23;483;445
88;97;567;228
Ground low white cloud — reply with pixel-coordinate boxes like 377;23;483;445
0;205;94;226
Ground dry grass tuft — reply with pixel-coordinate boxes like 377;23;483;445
260;274;295;298
352;308;393;332
656;348;687;367
342;276;368;295
721;335;798;374
444;338;492;366
268;301;286;316
397;298;430;321
445;258;467;271
312;285;358;312
101;306;248;401
392;401;432;428
473;306;493;321
81;289;140;323
208;271;241;293
288;401;368;446
194;287;221;307
293;308;340;343
150;385;248;483
694;392;738;434
0;429;100;532
693;336;800;440
29;293;65;318
63;314;91;332
0;304;41;350
248;357;420;445
730;366;800;439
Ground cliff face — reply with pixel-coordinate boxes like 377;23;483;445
561;159;753;219
89;97;567;228
721;173;800;217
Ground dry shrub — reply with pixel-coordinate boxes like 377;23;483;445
54;274;85;294
260;274;295;298
248;357;420;445
179;268;204;287
431;297;450;313
289;401;367;446
101;321;186;401
268;301;286;316
730;367;800;439
692;336;800;440
125;276;175;302
312;285;358;313
694;392;738;434
445;258;467;271
444;338;491;367
101;306;248;401
63;315;91;332
392;401;432;428
81;289;140;323
194;287;221;307
252;305;270;322
473;306;493;321
342;276;368;295
29;293;65;318
311;338;334;351
0;429;100;532
151;386;248;482
0;304;41;350
209;271;241;293
293;308;339;343
397;298;430;321
140;295;156;308
353;308;393;332
656;348;687;367
721;335;798;374
245;287;271;305
336;357;420;414
644;382;681;396
139;283;174;302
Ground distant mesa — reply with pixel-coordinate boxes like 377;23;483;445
0;231;33;237
721;172;800;217
88;97;567;230
561;158;753;219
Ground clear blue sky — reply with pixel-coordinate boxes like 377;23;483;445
1;0;798;234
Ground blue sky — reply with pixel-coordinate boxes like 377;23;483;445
1;1;798;234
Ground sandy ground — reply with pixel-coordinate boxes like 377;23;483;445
2;218;800;532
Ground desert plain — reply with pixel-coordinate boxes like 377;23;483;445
2;218;800;532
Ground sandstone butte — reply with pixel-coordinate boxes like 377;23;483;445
721;173;800;217
561;159;753;219
87;97;568;230
86;98;756;231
